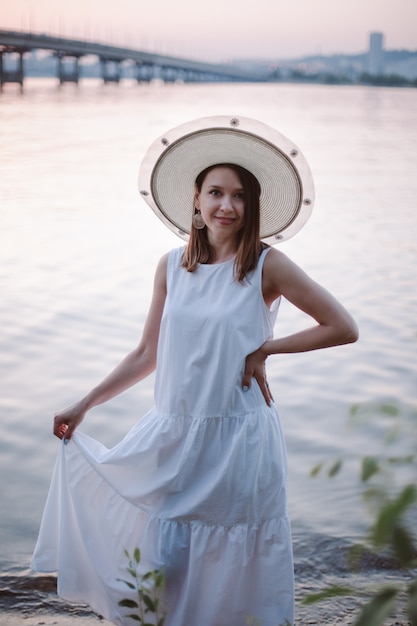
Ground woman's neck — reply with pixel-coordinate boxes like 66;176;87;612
207;238;238;264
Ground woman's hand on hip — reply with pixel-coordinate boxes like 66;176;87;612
242;343;273;406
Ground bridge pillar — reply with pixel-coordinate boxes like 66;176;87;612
160;66;173;83
135;62;153;82
0;50;24;90
101;59;120;83
57;54;80;85
185;70;199;83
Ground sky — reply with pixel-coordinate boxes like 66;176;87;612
1;0;416;62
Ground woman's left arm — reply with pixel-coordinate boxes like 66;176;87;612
263;248;359;353
243;248;359;403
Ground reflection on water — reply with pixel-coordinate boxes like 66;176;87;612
1;80;416;578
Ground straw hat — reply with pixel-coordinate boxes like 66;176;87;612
138;115;314;244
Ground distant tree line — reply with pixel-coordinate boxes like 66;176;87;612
358;72;417;87
268;68;417;88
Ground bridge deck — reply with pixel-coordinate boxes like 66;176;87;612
0;29;260;83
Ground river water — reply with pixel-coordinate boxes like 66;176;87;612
0;78;416;622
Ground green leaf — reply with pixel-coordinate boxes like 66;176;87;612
126;614;142;622
302;585;353;605
354;586;398;626
118;599;139;609
379;403;399;417
407;578;417;625
361;457;380;482
142;593;156;612
328;459;343;477
392;523;416;567
388;454;415;464
133;547;141;564
128;567;137;578
155;570;165;588
349;403;361;417
116;578;136;590
310;462;324;477
372;484;417;547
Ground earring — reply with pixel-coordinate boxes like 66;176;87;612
193;209;205;230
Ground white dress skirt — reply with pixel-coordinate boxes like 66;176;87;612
32;246;294;626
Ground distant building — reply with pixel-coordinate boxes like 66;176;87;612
368;32;385;75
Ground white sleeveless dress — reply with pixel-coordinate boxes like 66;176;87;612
32;246;294;626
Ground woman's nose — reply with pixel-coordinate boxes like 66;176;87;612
220;196;233;211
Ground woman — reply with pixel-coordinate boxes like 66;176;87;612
32;116;358;626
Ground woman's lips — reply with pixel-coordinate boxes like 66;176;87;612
215;217;235;225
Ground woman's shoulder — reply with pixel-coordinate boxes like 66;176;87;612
261;246;306;299
262;245;292;273
157;246;186;282
158;246;185;267
168;245;186;259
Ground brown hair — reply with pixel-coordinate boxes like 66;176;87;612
181;163;264;282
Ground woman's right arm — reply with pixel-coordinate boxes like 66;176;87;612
54;253;168;441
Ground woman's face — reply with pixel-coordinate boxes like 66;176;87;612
195;167;245;241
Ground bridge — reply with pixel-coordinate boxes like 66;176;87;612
0;29;262;89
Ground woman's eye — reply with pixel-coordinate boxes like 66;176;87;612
209;190;220;196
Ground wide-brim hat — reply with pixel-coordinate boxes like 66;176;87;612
138;115;314;244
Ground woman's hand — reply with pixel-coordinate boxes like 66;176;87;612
242;342;273;406
53;401;87;442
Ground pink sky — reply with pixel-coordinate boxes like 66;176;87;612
1;0;416;61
